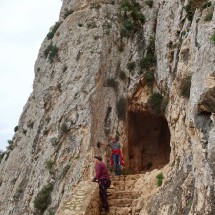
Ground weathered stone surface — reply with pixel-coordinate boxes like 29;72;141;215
0;0;215;214
56;181;100;215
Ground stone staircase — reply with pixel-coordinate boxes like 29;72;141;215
100;174;142;215
56;169;162;215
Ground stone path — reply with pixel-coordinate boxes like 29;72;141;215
100;174;142;215
56;170;162;215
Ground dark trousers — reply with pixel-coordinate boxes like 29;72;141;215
98;178;111;211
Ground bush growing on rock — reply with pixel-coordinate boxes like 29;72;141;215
211;32;215;43
119;70;127;80
106;78;118;90
60;123;69;133
14;126;18;132
116;97;127;120
47;22;61;40
184;0;209;21
123;19;134;31
204;9;213;21
145;71;154;87
33;183;54;214
63;8;73;19
140;36;156;70
156;172;164;186
44;43;59;63
148;92;163;114
45;160;54;171
179;75;192;98
120;27;131;38
119;0;145;36
127;61;136;72
145;0;153;8
0;150;5;163
90;2;101;9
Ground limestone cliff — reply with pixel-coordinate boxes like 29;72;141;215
0;0;215;214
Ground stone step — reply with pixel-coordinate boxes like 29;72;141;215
108;191;141;199
108;198;138;207
108;180;136;191
110;174;142;182
100;206;138;215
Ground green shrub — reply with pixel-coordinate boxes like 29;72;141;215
90;2;101;9
27;121;34;128
123;19;134;31
161;96;169;112
211;32;215;43
63;8;73;19
47;22;61;40
103;21;112;29
60;123;69;132
0;150;5;163
6;140;13;150
78;23;83;27
120;27;130;38
119;70;127;80
118;41;125;52
120;1;135;12
106;78;118;90
145;0;153;8
75;155;80;159
204;10;213;21
7;140;13;144
202;1;212;9
34;183;54;214
44;43;59;63
179;75;192;98
184;3;194;21
145;71;154;87
45;160;54;171
60;165;71;179
14;126;18;132
184;0;208;21
119;0;145;37
148;92;163;114
127;61;136;72
181;31;186;36
136;12;145;24
140;36;156;70
156;172;164;186
116;97;127;120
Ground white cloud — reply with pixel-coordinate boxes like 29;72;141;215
0;0;62;150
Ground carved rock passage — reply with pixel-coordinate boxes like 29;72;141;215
127;111;171;173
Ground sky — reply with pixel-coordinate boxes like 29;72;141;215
0;0;62;151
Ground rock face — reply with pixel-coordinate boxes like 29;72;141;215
0;0;215;214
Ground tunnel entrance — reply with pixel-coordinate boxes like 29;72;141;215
127;111;171;174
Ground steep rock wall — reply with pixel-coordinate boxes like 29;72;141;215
0;0;215;214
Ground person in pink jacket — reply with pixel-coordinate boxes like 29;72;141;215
92;155;111;214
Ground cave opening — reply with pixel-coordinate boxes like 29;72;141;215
127;111;171;174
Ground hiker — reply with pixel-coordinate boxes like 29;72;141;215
98;136;124;176
92;155;111;214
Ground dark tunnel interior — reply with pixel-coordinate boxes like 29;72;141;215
127;111;171;173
